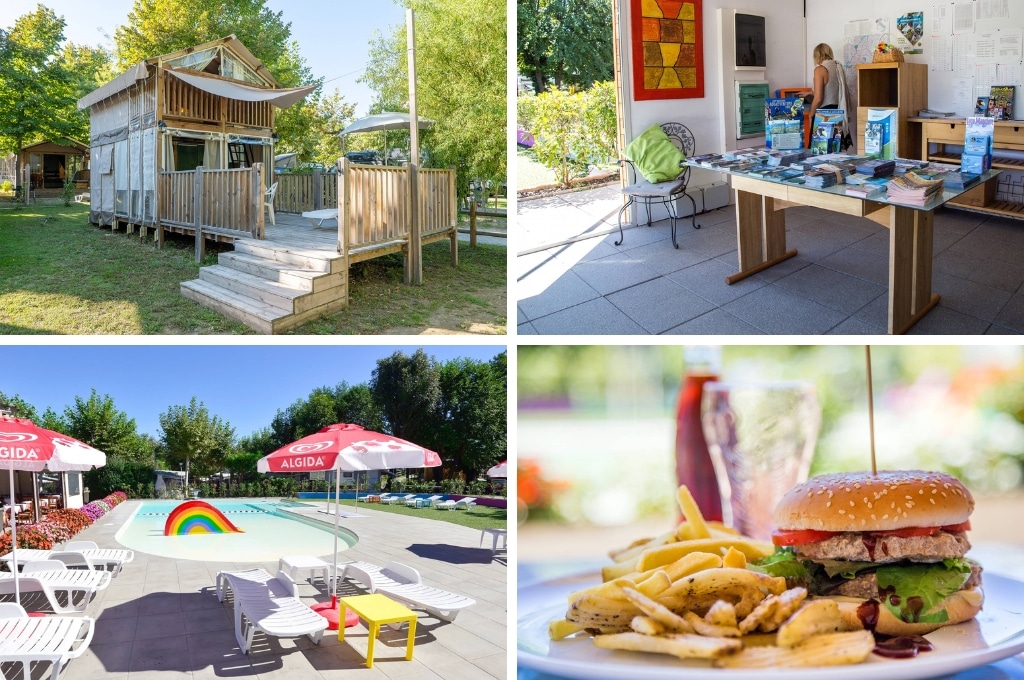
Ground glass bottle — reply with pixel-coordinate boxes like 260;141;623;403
674;346;723;521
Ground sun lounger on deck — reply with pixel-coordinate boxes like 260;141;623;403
0;603;95;680
0;561;111;614
338;560;475;622
216;568;327;653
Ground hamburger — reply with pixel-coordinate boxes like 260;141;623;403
752;470;982;636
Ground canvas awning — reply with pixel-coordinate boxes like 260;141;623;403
165;69;316;108
78;62;150;110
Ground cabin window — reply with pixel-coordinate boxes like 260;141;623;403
174;139;205;172
227;143;257;169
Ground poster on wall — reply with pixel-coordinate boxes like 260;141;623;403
630;0;704;101
896;12;924;55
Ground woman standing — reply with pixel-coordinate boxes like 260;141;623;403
808;43;850;150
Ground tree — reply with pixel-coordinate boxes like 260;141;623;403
275;88;357;168
434;352;507;479
332;383;384;432
518;0;613;93
0;7;85;186
0;392;39;421
370;349;441;445
53;389;153;462
158;397;235;487
113;0;321;157
361;0;506;192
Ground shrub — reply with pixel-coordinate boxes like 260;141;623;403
0;180;12;192
61;180;75;206
517;81;618;186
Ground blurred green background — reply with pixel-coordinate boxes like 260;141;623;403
518;345;1024;527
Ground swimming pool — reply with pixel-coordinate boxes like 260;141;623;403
115;499;358;562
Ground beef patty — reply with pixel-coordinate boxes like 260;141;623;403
795;531;971;564
827;562;984;599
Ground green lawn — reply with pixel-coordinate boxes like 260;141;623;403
324;499;507;530
0;203;506;335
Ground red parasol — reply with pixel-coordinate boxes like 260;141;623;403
257;423;441;628
0;417;106;604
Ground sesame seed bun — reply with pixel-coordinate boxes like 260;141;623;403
834;587;984;636
774;470;974;533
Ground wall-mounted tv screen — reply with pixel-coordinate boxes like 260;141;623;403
735;13;766;69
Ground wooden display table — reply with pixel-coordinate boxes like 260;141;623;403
703;166;1000;334
338;594;417;668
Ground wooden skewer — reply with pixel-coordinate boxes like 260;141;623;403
866;346;877;476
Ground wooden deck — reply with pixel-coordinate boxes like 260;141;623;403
264;211;342;254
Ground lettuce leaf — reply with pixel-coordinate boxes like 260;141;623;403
815;559;878;579
875;559;973;624
748;547;809;581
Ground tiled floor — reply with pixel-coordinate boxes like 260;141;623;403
517;188;1024;335
39;499;506;679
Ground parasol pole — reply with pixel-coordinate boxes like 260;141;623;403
331;467;341;597
9;468;18;604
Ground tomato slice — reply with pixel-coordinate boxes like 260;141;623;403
772;520;971;546
942;520;971;532
771;528;837;546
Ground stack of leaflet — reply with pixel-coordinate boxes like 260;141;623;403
855;158;895;177
927;170;982;190
845;177;889;198
803;166;845;188
886;172;944;204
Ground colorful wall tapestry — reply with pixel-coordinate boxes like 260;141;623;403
631;0;704;101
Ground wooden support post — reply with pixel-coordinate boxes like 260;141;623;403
405;8;423;285
449;166;458;266
470;200;478;247
255;162;265;239
339;158;350;305
193;166;204;263
313;169;323;211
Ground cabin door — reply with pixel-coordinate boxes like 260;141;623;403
43;154;64;188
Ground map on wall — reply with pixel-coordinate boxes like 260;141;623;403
631;0;705;100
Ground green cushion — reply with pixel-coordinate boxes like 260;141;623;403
624;124;686;183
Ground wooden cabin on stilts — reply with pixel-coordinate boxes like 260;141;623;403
78;34;459;334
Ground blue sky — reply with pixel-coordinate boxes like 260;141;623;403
2;0;407;116
0;345;505;438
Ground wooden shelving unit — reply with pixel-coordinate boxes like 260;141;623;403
856;62;928;159
911;116;1024;219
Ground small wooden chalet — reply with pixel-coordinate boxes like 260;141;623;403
18;138;89;195
77;35;315;239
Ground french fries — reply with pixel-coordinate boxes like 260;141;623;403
547;484;887;670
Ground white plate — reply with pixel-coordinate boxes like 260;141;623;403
518;570;1024;680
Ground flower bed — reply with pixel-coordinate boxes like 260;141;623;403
1;491;127;555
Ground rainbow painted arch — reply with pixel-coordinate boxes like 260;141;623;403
164;500;243;535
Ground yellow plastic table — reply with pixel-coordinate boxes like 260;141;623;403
338;594;417;668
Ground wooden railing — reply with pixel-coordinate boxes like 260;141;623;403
274;170;338;213
335;160;458;289
159;163;265;261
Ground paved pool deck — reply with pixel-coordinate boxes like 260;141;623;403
57;498;506;680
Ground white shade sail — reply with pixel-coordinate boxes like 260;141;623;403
165;69;317;109
340;112;435;136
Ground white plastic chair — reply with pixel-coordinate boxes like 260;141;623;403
216;568;327;654
264;182;279;226
338;560;475;622
0;603;95;680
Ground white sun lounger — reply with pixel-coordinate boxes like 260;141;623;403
0;562;111;614
0;603;95;680
301;208;338;228
216;568;327;654
435;496;477;511
0;543;134;576
338;560;475;622
382;494;415;505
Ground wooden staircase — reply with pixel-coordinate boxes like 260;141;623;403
181;238;347;334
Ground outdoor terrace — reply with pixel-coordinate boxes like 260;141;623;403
46;499;506;679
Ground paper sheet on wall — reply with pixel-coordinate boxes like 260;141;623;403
975;63;998;93
954;2;975;33
996;64;1022;89
931;4;952;35
997;30;1023;61
976;33;998;63
952;78;976;115
976;0;1011;31
895;12;924;54
931;35;954;71
953;34;977;77
845;18;889;38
